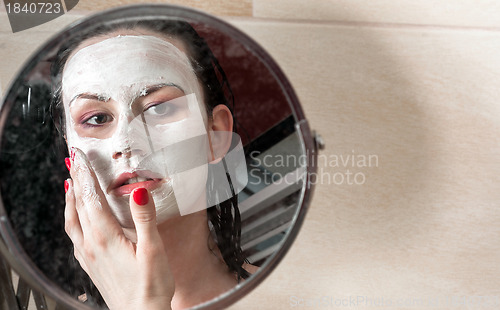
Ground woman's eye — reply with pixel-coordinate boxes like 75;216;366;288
145;102;172;116
142;97;188;124
84;114;111;126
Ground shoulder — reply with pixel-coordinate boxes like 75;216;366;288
243;263;259;275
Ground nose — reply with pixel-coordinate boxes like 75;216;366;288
112;147;146;159
112;148;132;159
112;112;150;160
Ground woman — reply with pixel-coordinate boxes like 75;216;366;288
51;18;254;309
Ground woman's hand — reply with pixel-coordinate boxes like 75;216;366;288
64;148;174;309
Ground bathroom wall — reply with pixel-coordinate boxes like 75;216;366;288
1;1;500;309
227;1;500;310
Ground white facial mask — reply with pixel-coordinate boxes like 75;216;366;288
62;35;209;227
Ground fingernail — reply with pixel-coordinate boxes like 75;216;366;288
70;147;76;161
64;180;69;193
65;157;71;171
133;188;149;205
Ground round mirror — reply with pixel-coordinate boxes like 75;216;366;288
0;4;317;309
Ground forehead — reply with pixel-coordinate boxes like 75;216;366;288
65;28;189;68
61;29;198;104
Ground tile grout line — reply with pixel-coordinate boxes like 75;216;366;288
227;15;500;33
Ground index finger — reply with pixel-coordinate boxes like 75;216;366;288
70;147;123;236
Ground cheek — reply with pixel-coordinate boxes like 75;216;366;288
140;101;210;175
67;133;117;190
150;116;207;146
141;121;210;216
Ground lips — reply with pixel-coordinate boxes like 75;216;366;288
109;170;165;196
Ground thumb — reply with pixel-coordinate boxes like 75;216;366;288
130;187;160;245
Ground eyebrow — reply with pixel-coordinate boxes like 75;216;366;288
68;83;185;107
69;93;109;106
133;83;184;101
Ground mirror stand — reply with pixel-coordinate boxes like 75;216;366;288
1;238;49;310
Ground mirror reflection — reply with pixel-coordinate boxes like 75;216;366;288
0;6;308;309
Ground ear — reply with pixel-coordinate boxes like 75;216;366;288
208;104;233;163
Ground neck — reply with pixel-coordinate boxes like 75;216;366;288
157;201;237;309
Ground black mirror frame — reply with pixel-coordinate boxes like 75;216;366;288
0;4;318;309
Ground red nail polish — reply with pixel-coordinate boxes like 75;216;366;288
133;188;149;205
70;148;76;161
65;158;71;171
64;180;69;193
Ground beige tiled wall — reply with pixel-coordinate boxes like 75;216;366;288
228;3;500;309
253;0;500;27
1;1;500;309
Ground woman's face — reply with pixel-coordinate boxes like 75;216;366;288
62;30;211;228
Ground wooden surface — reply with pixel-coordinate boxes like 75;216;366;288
1;1;500;309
